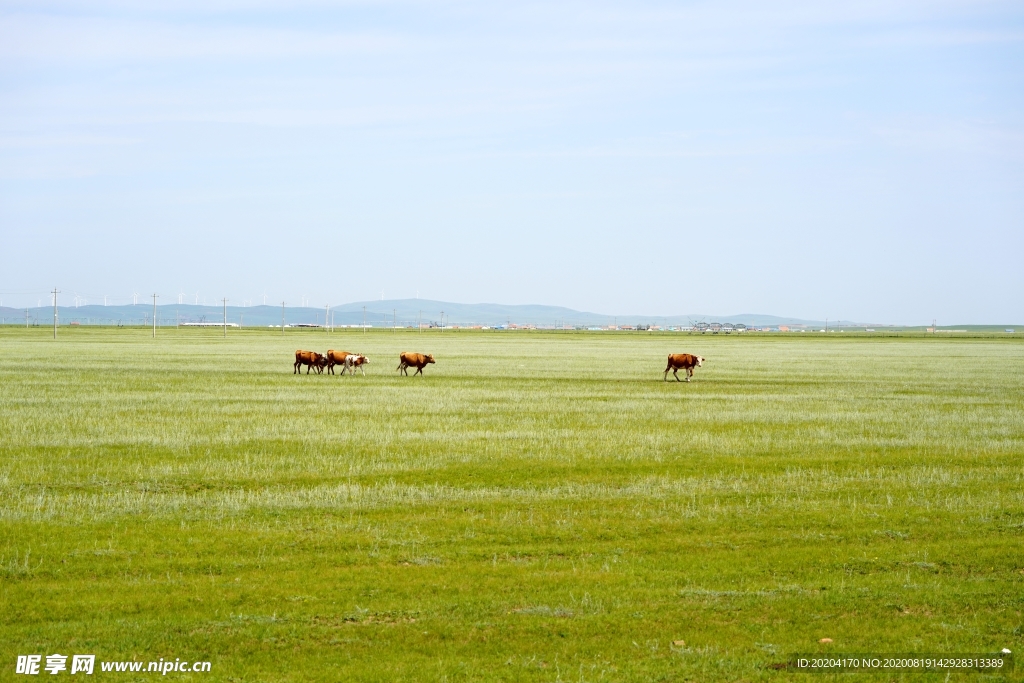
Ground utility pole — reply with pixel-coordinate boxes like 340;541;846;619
223;298;228;338
362;305;366;334
393;308;396;334
52;288;60;339
282;301;286;334
152;293;159;337
326;304;330;336
25;309;29;328
419;310;421;333
441;311;444;334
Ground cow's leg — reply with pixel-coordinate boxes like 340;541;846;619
414;366;423;376
673;368;681;382
664;366;670;381
327;362;334;375
294;361;298;374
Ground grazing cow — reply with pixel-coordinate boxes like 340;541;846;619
397;351;435;376
326;349;353;375
664;353;704;382
294;350;327;374
343;354;369;377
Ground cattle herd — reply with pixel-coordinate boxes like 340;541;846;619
294;349;704;381
293;350;435;377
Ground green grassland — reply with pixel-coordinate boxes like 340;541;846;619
1;327;1022;681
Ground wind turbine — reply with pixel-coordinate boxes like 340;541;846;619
178;290;184;305
195;292;199;305
262;291;267;306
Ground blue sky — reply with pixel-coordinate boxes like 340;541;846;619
1;0;1021;323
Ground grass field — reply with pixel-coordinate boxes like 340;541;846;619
1;327;1022;681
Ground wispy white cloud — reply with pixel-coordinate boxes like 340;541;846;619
0;134;141;148
871;118;1024;158
0;15;413;62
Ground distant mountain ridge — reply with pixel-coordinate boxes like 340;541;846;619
1;299;861;328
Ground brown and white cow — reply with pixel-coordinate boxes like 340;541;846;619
326;349;353;375
343;354;369;377
397;352;435;376
664;353;704;382
327;350;369;376
294;350;327;374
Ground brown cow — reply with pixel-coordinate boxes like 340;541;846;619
397;352;435;376
294;350;327;374
664;353;704;382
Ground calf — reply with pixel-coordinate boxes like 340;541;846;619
664;353;704;382
397;351;435;376
326;349;353;375
294;350;327;374
343;354;369;377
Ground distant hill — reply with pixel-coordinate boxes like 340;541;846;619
0;300;1014;329
0;300;833;328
